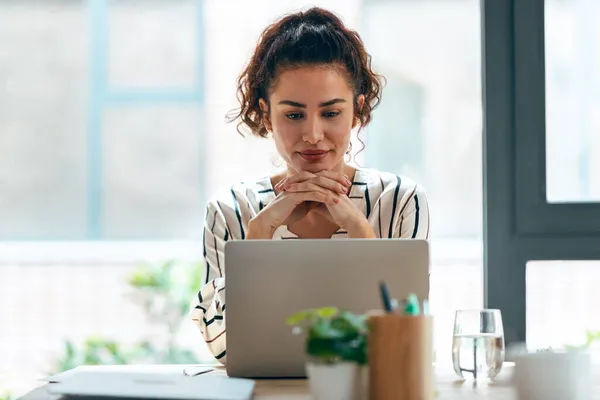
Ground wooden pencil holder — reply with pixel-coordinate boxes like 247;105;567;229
368;314;434;400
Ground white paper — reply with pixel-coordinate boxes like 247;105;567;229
44;367;254;400
43;364;214;383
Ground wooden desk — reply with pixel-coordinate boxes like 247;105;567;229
17;363;600;399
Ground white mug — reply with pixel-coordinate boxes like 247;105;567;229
512;350;591;400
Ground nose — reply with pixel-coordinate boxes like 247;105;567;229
302;116;324;144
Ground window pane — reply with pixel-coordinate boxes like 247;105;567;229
103;107;203;239
362;0;483;238
527;260;600;350
0;2;87;240
545;0;600;202
107;0;198;88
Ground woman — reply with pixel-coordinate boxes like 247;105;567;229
191;7;430;364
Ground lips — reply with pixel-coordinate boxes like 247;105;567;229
299;150;329;162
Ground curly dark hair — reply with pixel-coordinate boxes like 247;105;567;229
226;7;385;139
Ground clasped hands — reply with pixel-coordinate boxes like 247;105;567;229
247;170;375;239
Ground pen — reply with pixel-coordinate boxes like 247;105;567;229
390;298;399;312
422;299;430;315
379;281;394;313
403;293;421;316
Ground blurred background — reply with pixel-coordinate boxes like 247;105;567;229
1;0;599;396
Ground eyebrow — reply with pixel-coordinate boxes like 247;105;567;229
277;98;347;108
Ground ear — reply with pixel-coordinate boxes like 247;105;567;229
353;94;366;128
258;98;272;132
356;94;365;111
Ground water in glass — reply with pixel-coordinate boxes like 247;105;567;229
452;332;504;379
452;309;505;380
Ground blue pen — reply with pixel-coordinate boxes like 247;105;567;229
379;281;394;313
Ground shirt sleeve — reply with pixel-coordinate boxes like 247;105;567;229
190;200;229;364
394;184;431;240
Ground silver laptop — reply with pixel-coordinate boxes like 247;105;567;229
224;239;430;378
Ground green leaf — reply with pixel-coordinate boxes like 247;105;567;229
128;266;158;288
306;336;368;365
336;336;367;365
65;341;76;360
306;338;342;363
286;307;368;365
309;319;346;340
331;312;367;336
286;307;339;326
286;310;312;326
314;306;339;319
340;311;366;328
0;391;15;400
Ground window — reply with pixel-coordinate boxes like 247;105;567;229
545;0;600;203
483;0;600;350
0;0;205;241
527;261;600;350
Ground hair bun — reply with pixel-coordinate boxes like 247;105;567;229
282;7;340;30
300;7;340;26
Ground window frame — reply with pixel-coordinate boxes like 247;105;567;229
483;0;600;347
512;0;600;235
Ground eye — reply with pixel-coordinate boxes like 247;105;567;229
286;112;304;120
323;110;341;118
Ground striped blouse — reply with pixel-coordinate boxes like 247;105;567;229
190;167;430;364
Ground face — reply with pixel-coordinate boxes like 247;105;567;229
259;66;364;174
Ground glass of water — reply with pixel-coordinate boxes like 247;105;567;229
452;309;505;380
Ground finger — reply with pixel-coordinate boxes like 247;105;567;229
287;179;347;195
315;170;353;187
295;190;339;205
275;172;317;190
312;175;351;194
285;182;335;197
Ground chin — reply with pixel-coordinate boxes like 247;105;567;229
298;161;341;173
293;163;323;173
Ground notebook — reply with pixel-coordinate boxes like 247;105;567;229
44;366;254;400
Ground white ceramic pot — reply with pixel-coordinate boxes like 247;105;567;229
306;361;361;400
355;365;369;400
512;350;591;400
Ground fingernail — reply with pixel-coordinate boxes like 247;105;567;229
333;198;339;204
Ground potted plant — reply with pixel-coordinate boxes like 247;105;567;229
286;307;368;400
